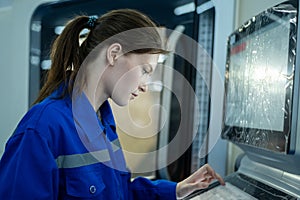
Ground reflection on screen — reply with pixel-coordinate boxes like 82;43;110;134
223;12;296;153
226;21;289;131
189;183;257;200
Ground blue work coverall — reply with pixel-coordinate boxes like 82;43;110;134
0;87;177;199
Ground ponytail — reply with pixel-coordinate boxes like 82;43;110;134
33;15;91;104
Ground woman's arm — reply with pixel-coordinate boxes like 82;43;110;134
0;129;58;199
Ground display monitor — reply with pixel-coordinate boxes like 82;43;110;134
222;0;300;174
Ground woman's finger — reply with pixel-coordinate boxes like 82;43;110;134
216;173;226;185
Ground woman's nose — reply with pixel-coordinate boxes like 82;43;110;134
138;84;148;93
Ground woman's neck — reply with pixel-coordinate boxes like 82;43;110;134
82;62;109;111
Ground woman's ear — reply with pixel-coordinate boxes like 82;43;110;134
106;43;122;66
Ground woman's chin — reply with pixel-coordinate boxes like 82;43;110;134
111;99;130;107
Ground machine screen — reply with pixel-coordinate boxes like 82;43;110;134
222;9;297;153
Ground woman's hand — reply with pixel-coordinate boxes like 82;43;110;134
176;164;225;199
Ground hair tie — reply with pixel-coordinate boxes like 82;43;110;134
87;16;98;28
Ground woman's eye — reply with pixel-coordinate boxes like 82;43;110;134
142;68;148;75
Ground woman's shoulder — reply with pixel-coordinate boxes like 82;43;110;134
15;97;72;135
7;96;76;161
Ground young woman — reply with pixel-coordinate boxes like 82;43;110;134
0;9;224;199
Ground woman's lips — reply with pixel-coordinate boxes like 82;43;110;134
131;93;138;97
